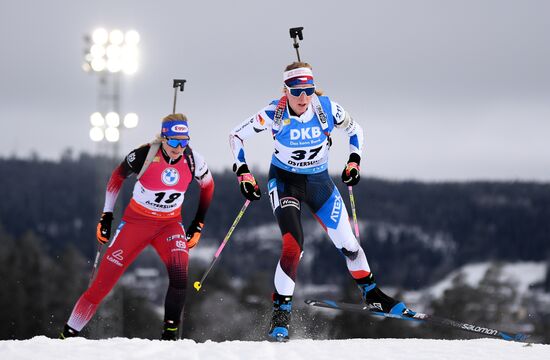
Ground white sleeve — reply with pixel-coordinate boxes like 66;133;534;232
229;104;275;168
190;148;213;186
332;100;364;156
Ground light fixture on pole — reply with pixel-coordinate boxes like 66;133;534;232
84;28;140;75
83;28;140;156
89;111;139;143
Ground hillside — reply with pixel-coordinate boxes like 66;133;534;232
1;155;549;342
1;155;549;290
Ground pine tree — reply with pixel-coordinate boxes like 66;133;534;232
0;227;18;339
474;262;516;327
0;231;56;339
120;285;163;339
544;253;550;293
430;272;479;339
49;245;88;337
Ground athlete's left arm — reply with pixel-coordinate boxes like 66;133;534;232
190;148;215;225
331;101;364;156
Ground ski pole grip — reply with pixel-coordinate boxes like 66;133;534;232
172;79;186;113
289;27;304;62
289;27;304;40
173;79;186;91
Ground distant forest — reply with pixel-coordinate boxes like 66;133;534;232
1;153;549;286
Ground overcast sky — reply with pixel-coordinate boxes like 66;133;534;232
1;0;549;181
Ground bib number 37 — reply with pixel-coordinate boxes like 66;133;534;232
290;145;323;161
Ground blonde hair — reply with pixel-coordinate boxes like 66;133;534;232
284;61;312;72
283;62;324;96
162;113;187;123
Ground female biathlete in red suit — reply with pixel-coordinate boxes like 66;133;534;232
61;114;214;340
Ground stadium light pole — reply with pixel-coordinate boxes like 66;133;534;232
82;29;142;338
83;28;140;158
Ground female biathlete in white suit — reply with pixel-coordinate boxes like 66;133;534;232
229;63;412;341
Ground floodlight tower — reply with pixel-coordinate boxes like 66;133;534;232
83;28;140;157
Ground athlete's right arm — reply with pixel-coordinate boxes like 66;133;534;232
102;145;149;213
229;105;275;201
228;104;274;169
96;145;149;244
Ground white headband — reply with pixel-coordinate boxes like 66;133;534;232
283;67;314;82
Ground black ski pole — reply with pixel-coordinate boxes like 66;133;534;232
348;186;360;241
172;79;186;114
88;243;103;287
289;27;304;62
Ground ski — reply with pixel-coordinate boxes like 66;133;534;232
304;299;529;342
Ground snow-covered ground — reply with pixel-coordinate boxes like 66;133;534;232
1;337;548;360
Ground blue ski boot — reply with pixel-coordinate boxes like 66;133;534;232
358;275;414;316
268;293;292;342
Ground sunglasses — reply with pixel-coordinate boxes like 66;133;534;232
286;85;315;97
165;138;189;148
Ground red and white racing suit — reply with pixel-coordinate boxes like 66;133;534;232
67;144;214;331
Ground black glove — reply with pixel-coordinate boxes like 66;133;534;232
341;153;361;186
233;163;261;201
186;219;204;249
96;212;113;244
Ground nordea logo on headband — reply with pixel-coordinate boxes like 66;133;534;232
171;124;188;133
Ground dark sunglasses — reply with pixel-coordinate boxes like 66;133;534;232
286;85;315;97
165;138;189;148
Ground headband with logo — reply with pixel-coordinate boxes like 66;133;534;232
283;67;314;87
161;120;190;139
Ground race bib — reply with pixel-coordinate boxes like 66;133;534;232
132;182;185;214
272;118;330;173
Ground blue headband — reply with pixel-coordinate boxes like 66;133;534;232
161;120;190;138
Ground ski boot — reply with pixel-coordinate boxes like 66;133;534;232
358;275;414;316
268;293;292;342
59;324;79;339
161;320;180;340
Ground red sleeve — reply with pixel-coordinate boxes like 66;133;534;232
194;175;214;224
103;163;130;212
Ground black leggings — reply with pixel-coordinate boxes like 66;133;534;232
267;165;371;296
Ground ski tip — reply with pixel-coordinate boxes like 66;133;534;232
193;281;202;291
514;333;530;342
305;299;340;308
500;331;530;342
